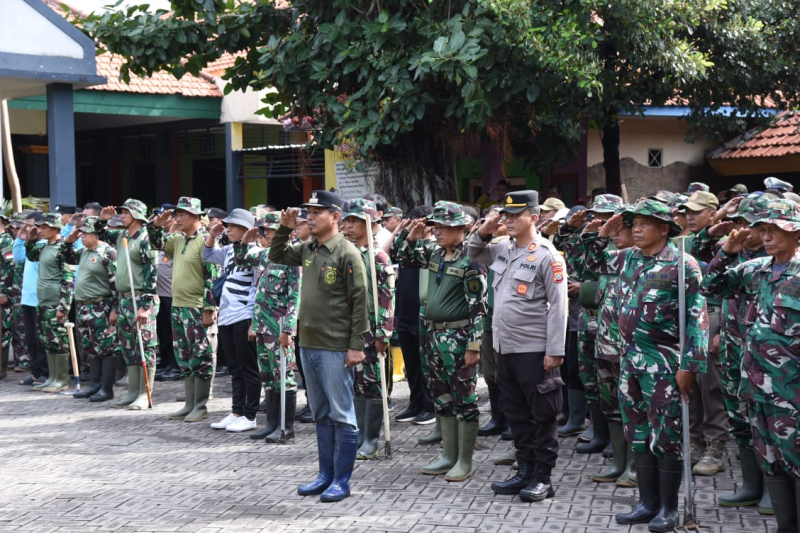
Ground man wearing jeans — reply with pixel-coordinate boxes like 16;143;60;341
269;190;369;503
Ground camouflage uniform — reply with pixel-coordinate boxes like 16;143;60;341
392;202;486;422
234;218;300;393
0;230;14;352
98;200;159;366
701;200;800;478
586;200;708;458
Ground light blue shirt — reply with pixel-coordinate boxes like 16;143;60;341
13;237;44;307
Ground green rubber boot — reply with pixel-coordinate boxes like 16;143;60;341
718;446;763;507
111;366;140;408
445;419;479;482
616;443;638;487
758;485;773;515
356;399;384;460
421;416;458;475
41;353;70;393
418;415;443;445
169;377;195;419
128;365;154;410
184;377;211;422
0;346;9;379
591;419;627;483
32;352;55;390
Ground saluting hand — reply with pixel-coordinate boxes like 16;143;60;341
241;228;260;244
707;221;735;238
153;210;172;228
65;228;81;244
17;225;29;241
406;218;427;241
581;219;603;234
100;206;117;221
280;208;298;229
715;196;742;222
598;213;624;238
567;210;587;228
26;226;39;242
722;228;750;255
208;221;225;239
478;212;503;238
541;219;560;236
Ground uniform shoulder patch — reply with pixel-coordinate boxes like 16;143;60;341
467;278;482;293
551;261;564;283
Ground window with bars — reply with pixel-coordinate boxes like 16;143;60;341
648;148;663;168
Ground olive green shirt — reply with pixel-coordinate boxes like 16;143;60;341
269;226;369;352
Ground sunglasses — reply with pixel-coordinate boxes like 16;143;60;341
435;262;445;285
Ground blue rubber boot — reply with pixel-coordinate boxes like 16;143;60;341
298;423;335;496
320;427;359;502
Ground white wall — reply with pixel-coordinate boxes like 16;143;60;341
0;0;84;59
586;116;716;168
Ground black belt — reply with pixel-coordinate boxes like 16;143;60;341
432;319;470;330
708;305;720;314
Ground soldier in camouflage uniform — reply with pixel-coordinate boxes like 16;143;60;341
150;197;217;422
702;199;800;533
98;199;159;410
7;214;29;372
0;214;15;378
343;199;396;460
393;201;487;482
235;212;300;442
63;217;120;402
24;213;75;393
586;200;708;532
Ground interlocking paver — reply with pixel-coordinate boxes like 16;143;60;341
0;378;778;532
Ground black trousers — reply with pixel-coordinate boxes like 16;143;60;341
23;305;47;378
399;329;433;413
497;351;563;474
156;296;175;368
564;330;582;390
218;319;260;420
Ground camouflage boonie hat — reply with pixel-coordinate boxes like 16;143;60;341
727;193;779;224
622;199;683;237
343;198;379;222
650;190;677;205
10;213;26;227
751;199;800;232
78;216;101;234
685;182;710;193
36;213;63;230
258;212;280;230
121;199;148;221
383;207;403;219
589;194;624;214
174;196;205;215
0;212;10;223
426;201;471;227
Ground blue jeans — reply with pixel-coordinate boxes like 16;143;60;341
300;348;357;431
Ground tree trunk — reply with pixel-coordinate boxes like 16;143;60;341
602;119;621;196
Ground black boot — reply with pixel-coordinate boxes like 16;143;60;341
74;358;102;399
89;355;117;402
478;383;508;437
501;426;513;441
251;390;279;439
648;457;682;532
491;457;532;495
575;402;610;454
615;453;660;524
266;391;296;443
519;463;556;502
764;469;799;533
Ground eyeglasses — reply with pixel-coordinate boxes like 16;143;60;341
435;262;445;285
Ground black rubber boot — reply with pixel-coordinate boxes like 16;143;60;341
764;470;798;533
266;391;297;443
251;390;279;439
478;383;508;437
74;358;102;399
575;402;610;454
615;453;660;525
491;458;532;495
648;457;682;532
559;388;587;437
354;396;367;449
90;355;117;402
718;446;763;507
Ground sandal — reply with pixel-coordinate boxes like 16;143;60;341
18;376;36;386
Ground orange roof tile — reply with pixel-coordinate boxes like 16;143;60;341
708;112;800;160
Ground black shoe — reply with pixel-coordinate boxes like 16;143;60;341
395;407;420;423
492;460;532;495
501;426;513;441
412;411;435;425
298;404;315;423
215;365;230;377
576;403;611;454
480;383;509;436
478;418;508;437
519;479;556;502
251;393;279;440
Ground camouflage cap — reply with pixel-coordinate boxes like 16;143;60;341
727;193;779;224
670;194;689;210
343;198;380;222
589;194;624;213
10;213;26;227
679;191;719;212
685;182;710;193
35;213;63;230
751;199;800;232
426;201;471;227
649;190;677;205
174;196;205;216
0;212;10;223
622;199;683;237
383;207;403;219
121;199;148;221
78;216;101;234
258;212;281;230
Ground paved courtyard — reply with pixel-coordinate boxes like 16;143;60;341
0;377;778;533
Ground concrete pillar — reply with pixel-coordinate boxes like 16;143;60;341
225;122;243;211
46;83;76;206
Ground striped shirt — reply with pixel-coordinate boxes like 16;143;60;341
202;243;255;326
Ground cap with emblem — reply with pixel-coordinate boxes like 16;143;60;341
174;197;205;215
222;208;255;230
343;198;379;222
500;190;539;214
685;182;710;194
301;190;345;212
53;204;77;215
383;206;403;219
121;199;148;221
751;199;800;232
729;184;748;195
35;213;64;230
426;201;471;227
679;191;719;212
589;194;624;214
728;193;779;224
259;212;281;230
650;190;677;205
78;216;101;234
539;197;566;212
622;199;683;237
